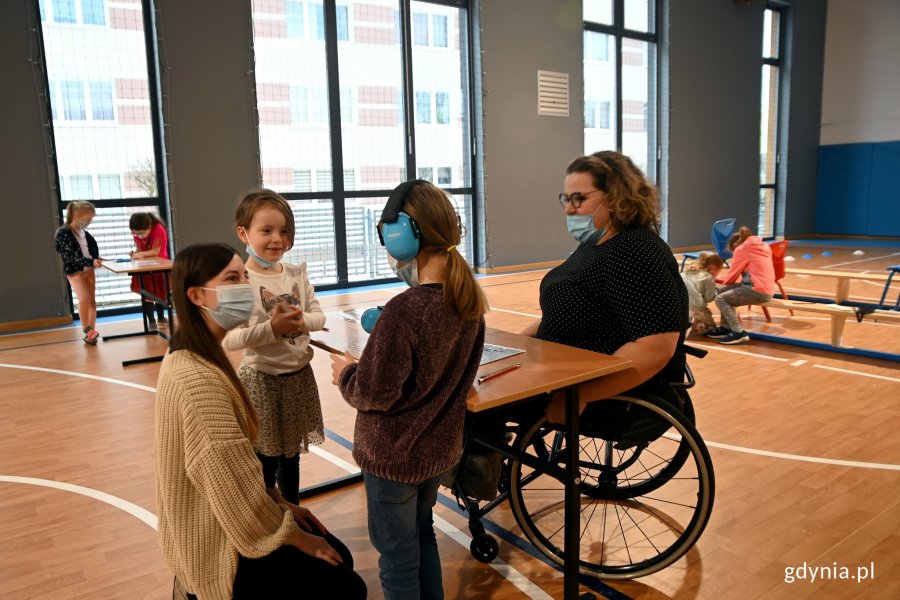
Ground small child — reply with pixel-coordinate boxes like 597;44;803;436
54;201;102;345
222;189;326;504
128;212;170;329
681;252;724;336
330;180;488;600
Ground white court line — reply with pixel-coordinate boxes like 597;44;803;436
822;252;900;269
813;364;900;384
0;363;156;393
698;440;900;471
691;344;789;361
432;514;554;600
308;445;360;475
790;359;807;367
489;307;541;318
0;475;158;529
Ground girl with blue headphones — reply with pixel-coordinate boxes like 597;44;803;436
330;180;488;599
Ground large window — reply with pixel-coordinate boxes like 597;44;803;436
759;6;783;238
37;0;167;313
251;0;476;287
583;0;659;178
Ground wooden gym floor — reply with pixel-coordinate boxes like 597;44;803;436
1;242;898;599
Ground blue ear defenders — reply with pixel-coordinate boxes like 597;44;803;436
377;179;427;262
361;306;383;333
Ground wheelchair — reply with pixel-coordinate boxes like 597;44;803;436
447;344;715;580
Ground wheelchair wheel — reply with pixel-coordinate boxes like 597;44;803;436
507;394;714;580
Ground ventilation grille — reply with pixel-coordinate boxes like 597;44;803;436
537;70;569;117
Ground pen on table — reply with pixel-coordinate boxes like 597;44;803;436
477;363;521;384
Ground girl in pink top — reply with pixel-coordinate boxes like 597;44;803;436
129;212;170;329
705;227;774;344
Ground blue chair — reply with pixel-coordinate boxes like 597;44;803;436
877;265;900;310
680;218;737;271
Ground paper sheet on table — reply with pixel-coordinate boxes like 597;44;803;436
313;309;523;366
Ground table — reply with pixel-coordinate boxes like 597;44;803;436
310;313;632;600
101;258;173;366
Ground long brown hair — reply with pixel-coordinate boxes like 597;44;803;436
64;201;96;230
169;243;259;440
402;182;488;321
728;226;754;251
129;211;165;231
234;189;295;251
567;151;661;233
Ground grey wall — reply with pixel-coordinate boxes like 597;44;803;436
156;0;260;249
667;0;765;248
782;0;827;238
1;1;67;323
479;0;586;267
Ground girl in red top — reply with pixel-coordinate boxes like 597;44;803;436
706;226;775;344
129;212;170;329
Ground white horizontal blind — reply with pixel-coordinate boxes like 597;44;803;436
537;70;569;117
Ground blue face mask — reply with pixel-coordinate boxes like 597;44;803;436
246;244;278;269
566;206;606;245
387;255;418;287
200;284;255;330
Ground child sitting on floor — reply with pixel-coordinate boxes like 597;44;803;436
681;252;724;335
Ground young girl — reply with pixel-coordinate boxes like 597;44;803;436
54;201;102;345
128;212;170;328
706;226;775;344
330;180;488;600
155;243;365;600
681;252;724;336
222;190;325;505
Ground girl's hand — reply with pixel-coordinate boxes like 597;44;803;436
270;300;303;336
330;351;355;385
292;529;342;566
92;259;103;268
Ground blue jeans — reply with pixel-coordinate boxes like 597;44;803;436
364;472;444;600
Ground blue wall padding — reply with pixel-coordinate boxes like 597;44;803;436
816;141;900;236
816;144;871;234
867;141;900;236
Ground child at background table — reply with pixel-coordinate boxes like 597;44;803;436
54;201;102;345
223;190;326;504
129;212;170;329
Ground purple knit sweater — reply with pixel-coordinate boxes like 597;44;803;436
338;286;485;483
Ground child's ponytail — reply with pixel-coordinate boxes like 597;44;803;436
403;183;488;321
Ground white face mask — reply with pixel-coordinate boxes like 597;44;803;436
199;284;255;330
386;255;418;287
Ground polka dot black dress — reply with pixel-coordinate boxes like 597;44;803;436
537;226;689;379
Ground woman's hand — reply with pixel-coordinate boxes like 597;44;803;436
330;351;355;385
286;503;328;535
269;300;303;336
292;529;343;566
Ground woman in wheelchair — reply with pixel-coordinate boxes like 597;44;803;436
523;151;689;420
456;152;714;581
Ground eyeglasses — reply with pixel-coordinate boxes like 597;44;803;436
558;189;600;209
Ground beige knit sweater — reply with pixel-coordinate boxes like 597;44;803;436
155;350;300;600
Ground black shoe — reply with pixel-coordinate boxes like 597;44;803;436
705;326;731;339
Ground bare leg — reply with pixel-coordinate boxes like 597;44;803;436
68;269;98;337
